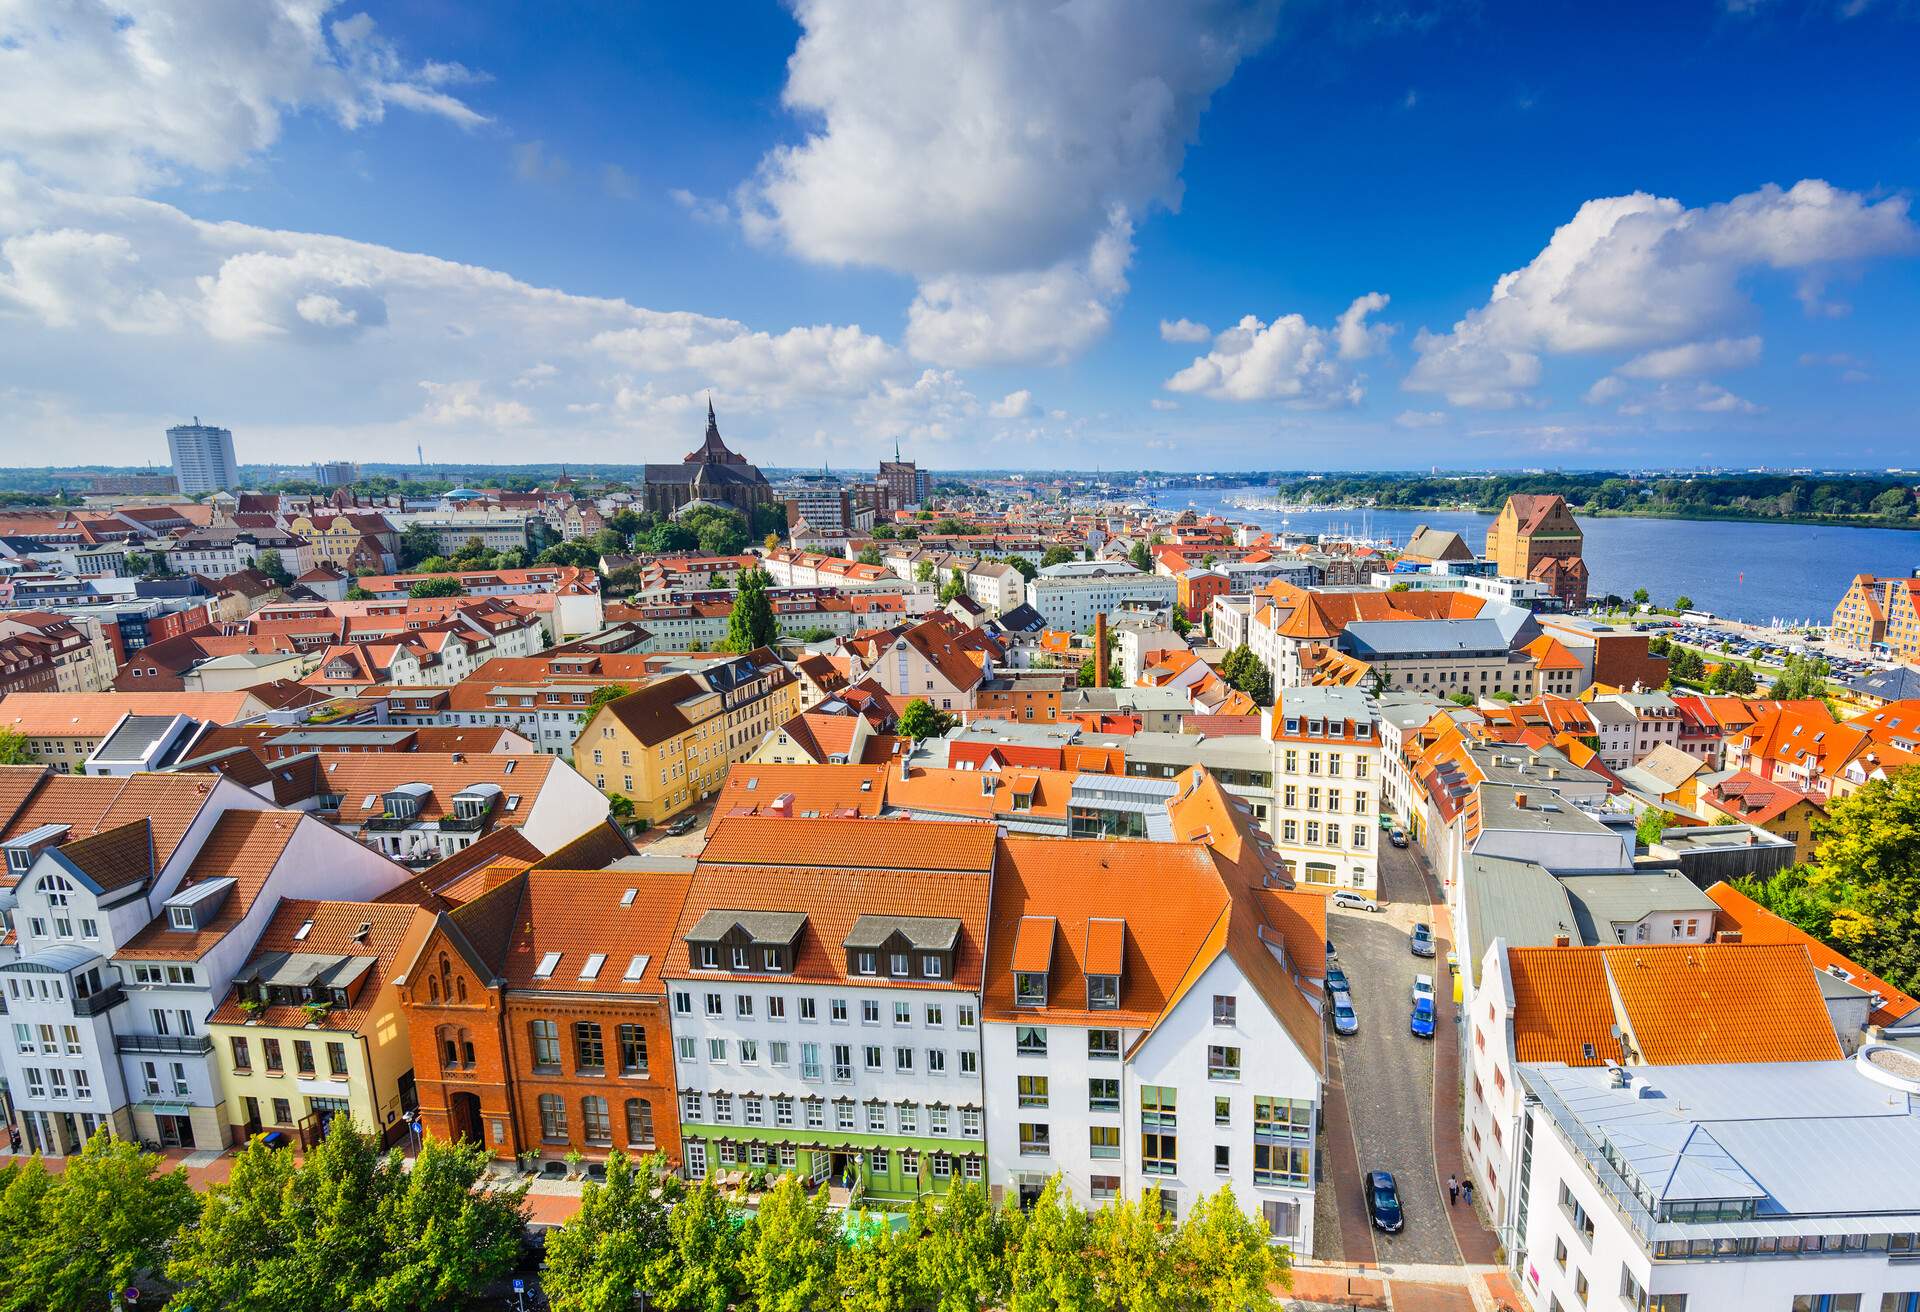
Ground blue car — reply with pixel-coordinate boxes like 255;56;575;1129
1410;997;1435;1039
1332;991;1358;1036
1326;965;1350;995
1367;1171;1404;1233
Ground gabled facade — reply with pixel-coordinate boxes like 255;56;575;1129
1267;687;1382;893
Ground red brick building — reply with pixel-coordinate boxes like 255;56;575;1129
398;867;691;1166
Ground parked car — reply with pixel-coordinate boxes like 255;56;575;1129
1410;997;1435;1039
1331;890;1381;912
1410;923;1437;958
1389;828;1409;848
1367;1171;1404;1232
665;815;699;836
1333;991;1359;1036
1326;965;1350;996
1411;974;1435;1007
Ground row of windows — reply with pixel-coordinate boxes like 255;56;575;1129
673;992;977;1029
1278;750;1371;777
1013;1027;1123;1059
689;1139;984;1183
537;1093;655;1147
19;1066;90;1100
680;1090;983;1137
13;1022;82;1056
1279;820;1372;849
676;1034;977;1079
1280;786;1371;813
527;1020;650;1076
230;1035;350;1078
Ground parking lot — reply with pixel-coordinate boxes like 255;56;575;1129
1326;838;1461;1266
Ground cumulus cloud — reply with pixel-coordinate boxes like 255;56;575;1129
741;0;1279;366
1615;334;1763;379
0;165;986;460
1406;180;1918;407
990;389;1034;419
1162;293;1388;405
1335;291;1394;359
0;1;488;191
1160;317;1213;343
669;188;732;226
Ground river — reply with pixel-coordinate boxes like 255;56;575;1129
1146;489;1920;626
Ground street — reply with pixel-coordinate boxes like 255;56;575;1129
1325;839;1461;1266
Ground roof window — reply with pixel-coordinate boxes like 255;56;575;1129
533;951;562;979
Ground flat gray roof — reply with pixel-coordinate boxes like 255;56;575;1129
1343;617;1511;658
1462;855;1579;981
1560;870;1720;942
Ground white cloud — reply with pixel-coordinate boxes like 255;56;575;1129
1394;409;1447;429
0;166;965;460
601;165;639;201
1611;380;1763;416
853;369;980;443
1335;291;1394;360
1160;317;1213;343
512;141;569;184
990;389;1034;419
0;1;488;192
1162;293;1387;405
1150;398;1179;411
741;0;1279;365
1406;180;1918;407
669;188;732;226
1616;334;1762;379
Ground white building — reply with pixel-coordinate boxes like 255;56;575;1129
981;774;1326;1251
663;818;995;1200
318;753;610;862
1025;563;1178;634
1509;1053;1920;1312
166;420;239;496
1266;688;1382;893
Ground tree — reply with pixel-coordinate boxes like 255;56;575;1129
346;584;373;601
739;1176;840;1312
999;555;1036;582
1091;1191;1179;1312
1674;594;1695;612
1128;541;1152;571
1739;768;1920;994
1007;1176;1095;1312
907;1181;1008;1312
1636;807;1670;849
0;727;32;765
452;535;491;565
1173;1184;1288;1312
765;532;782;552
607;793;635;822
915;560;936;583
652;1177;747;1312
360;1134;527;1311
1040;545;1077;569
123;550;154;576
790;626;836;644
584;684;633;719
641;522;699;554
898;698;954;742
1169;610;1192;638
1769;651;1829;702
399;522;440;567
1631;587;1650;608
838;1219;918;1312
2;1130;196;1312
256;548;290;584
1218;644;1273;707
938;575;967;605
541;1152;673;1312
409;576;464;598
538;542;600;569
857;546;884;566
1364;667;1392;698
166;1136;306;1312
725;568;778;653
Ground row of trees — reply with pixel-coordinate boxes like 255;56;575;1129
0;1127;526;1312
546;1155;1290;1312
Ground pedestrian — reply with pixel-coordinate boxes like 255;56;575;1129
1448;1173;1459;1205
1463;1177;1475;1208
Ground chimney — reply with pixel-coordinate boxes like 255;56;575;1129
1514;791;1528;810
1552;932;1570;947
1093;611;1109;688
1715;929;1743;944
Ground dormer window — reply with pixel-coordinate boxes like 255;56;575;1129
168;906;194;930
889;952;910;976
731;946;749;970
762;947;781;971
921;954;943;979
5;848;29;874
857;951;878;976
1014;972;1048;1007
698;944;719;969
1087;975;1119;1009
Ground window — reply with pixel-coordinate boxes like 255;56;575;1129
328;1042;348;1076
1014;971;1047;1006
1213;994;1237;1026
769;1040;789;1066
801;1042;822;1080
1207;1045;1241;1080
575;1022;605;1072
768;996;786;1020
619;1024;648;1075
1142;1085;1177;1175
1019;1123;1050;1156
832;1044;853;1080
677;1035;697;1061
1214;1144;1231;1175
712;1092;734;1123
1090;1125;1120;1159
922;954;944;979
739;1039;759;1063
539;1094;568;1141
1088;1029;1119;1061
262;1037;283;1073
1215;1096;1231;1126
531;1020;561;1070
1016;1025;1047;1056
294;1041;315;1076
924;1003;943;1027
957;1004;976;1030
736;994;754;1018
835;1101;855;1131
1790;1301;1861;1312
957;1050;975;1075
862;1000;881;1025
896;1103;918;1133
673;990;692;1015
962;1106;981;1137
1086;975;1119;1009
1091;1175;1119;1200
930;1105;949;1136
1559;1180;1596;1244
1018;1075;1049;1108
861;1044;882;1071
1089;1078;1119;1113
705;992;723;1016
856;950;877;975
272;1097;292;1126
582;1096;612;1145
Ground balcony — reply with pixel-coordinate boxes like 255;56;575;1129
115;1033;213;1057
436;812;491;833
73;983;125;1017
363;814;417;833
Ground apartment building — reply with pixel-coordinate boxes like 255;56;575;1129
317;754;610;862
1266;688;1381;892
665;817;996;1199
981;772;1326;1249
0;612;116;693
0;769;410;1154
398;867;689;1166
573;649;800;825
1831;572;1920;659
1025;563;1178;634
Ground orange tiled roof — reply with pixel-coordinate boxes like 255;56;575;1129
0;772;220;872
1704;881;1919;1027
706;763;890;827
497;868;693;992
115;810;305;959
698;814;997;873
208;898;435;1031
0;691;268;737
319;754;558;825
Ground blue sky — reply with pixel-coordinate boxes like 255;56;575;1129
0;0;1915;471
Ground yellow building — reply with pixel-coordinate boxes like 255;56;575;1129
572;649;800;825
1697;771;1826;864
208;899;432;1148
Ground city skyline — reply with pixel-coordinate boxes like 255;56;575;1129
1;2;1916;471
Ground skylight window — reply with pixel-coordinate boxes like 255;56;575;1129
624;954;650;981
293;919;313;941
534;951;562;979
579;953;606;980
620;888;638;907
